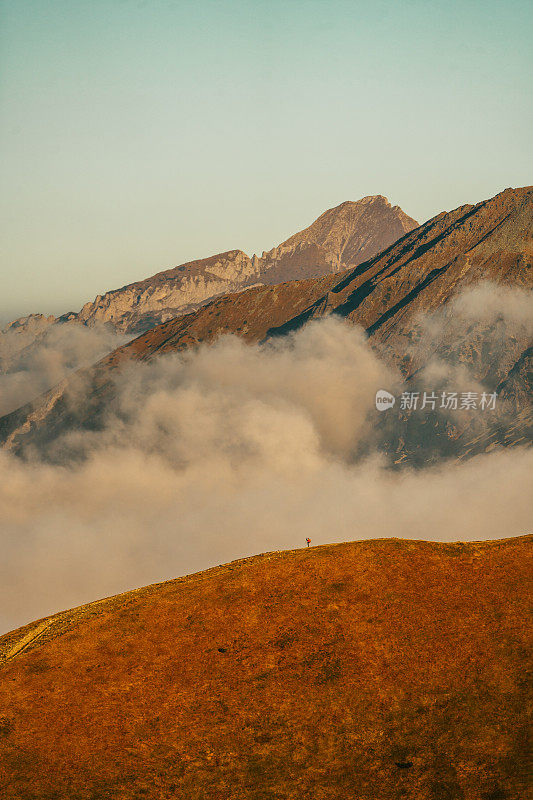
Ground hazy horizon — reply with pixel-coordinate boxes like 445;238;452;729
1;0;532;322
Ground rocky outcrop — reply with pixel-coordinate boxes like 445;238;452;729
259;195;417;283
2;313;57;334
75;250;263;334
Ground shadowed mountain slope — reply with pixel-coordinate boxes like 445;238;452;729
0;535;531;799
69;186;533;374
1;186;530;460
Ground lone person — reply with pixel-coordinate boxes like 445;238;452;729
306;537;311;548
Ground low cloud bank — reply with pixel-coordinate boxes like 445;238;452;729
0;321;128;416
408;281;533;387
0;287;531;633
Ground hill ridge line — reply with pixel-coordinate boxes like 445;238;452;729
1;534;530;661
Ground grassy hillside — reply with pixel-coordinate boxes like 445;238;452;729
0;535;531;799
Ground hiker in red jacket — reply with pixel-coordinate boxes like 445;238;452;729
306;538;311;548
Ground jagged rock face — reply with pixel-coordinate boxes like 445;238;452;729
259;195;417;282
0;186;531;461
2;313;57;334
0;536;531;799
75;249;263;334
5;196;416;337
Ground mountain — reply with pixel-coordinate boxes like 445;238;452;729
0;535;530;799
3;196;417;339
256;194;417;284
1;186;530;461
0;314;57;374
101;186;532;369
75;249;261;334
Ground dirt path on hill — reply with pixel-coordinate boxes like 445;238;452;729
1;619;54;663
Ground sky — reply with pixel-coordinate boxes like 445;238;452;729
1;0;532;322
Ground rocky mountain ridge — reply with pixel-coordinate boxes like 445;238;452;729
0;186;531;462
3;195;417;339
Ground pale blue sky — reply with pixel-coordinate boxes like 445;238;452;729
1;0;532;321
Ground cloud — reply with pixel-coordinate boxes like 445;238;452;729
0;321;128;416
0;304;531;634
406;281;533;387
450;281;533;332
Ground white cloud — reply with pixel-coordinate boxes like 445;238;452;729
0;310;531;634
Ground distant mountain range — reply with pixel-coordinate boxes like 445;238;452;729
4;195;417;340
1;186;531;461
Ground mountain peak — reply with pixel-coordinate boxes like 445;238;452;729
270;194;418;274
331;195;389;208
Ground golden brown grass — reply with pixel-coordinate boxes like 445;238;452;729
0;535;531;799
